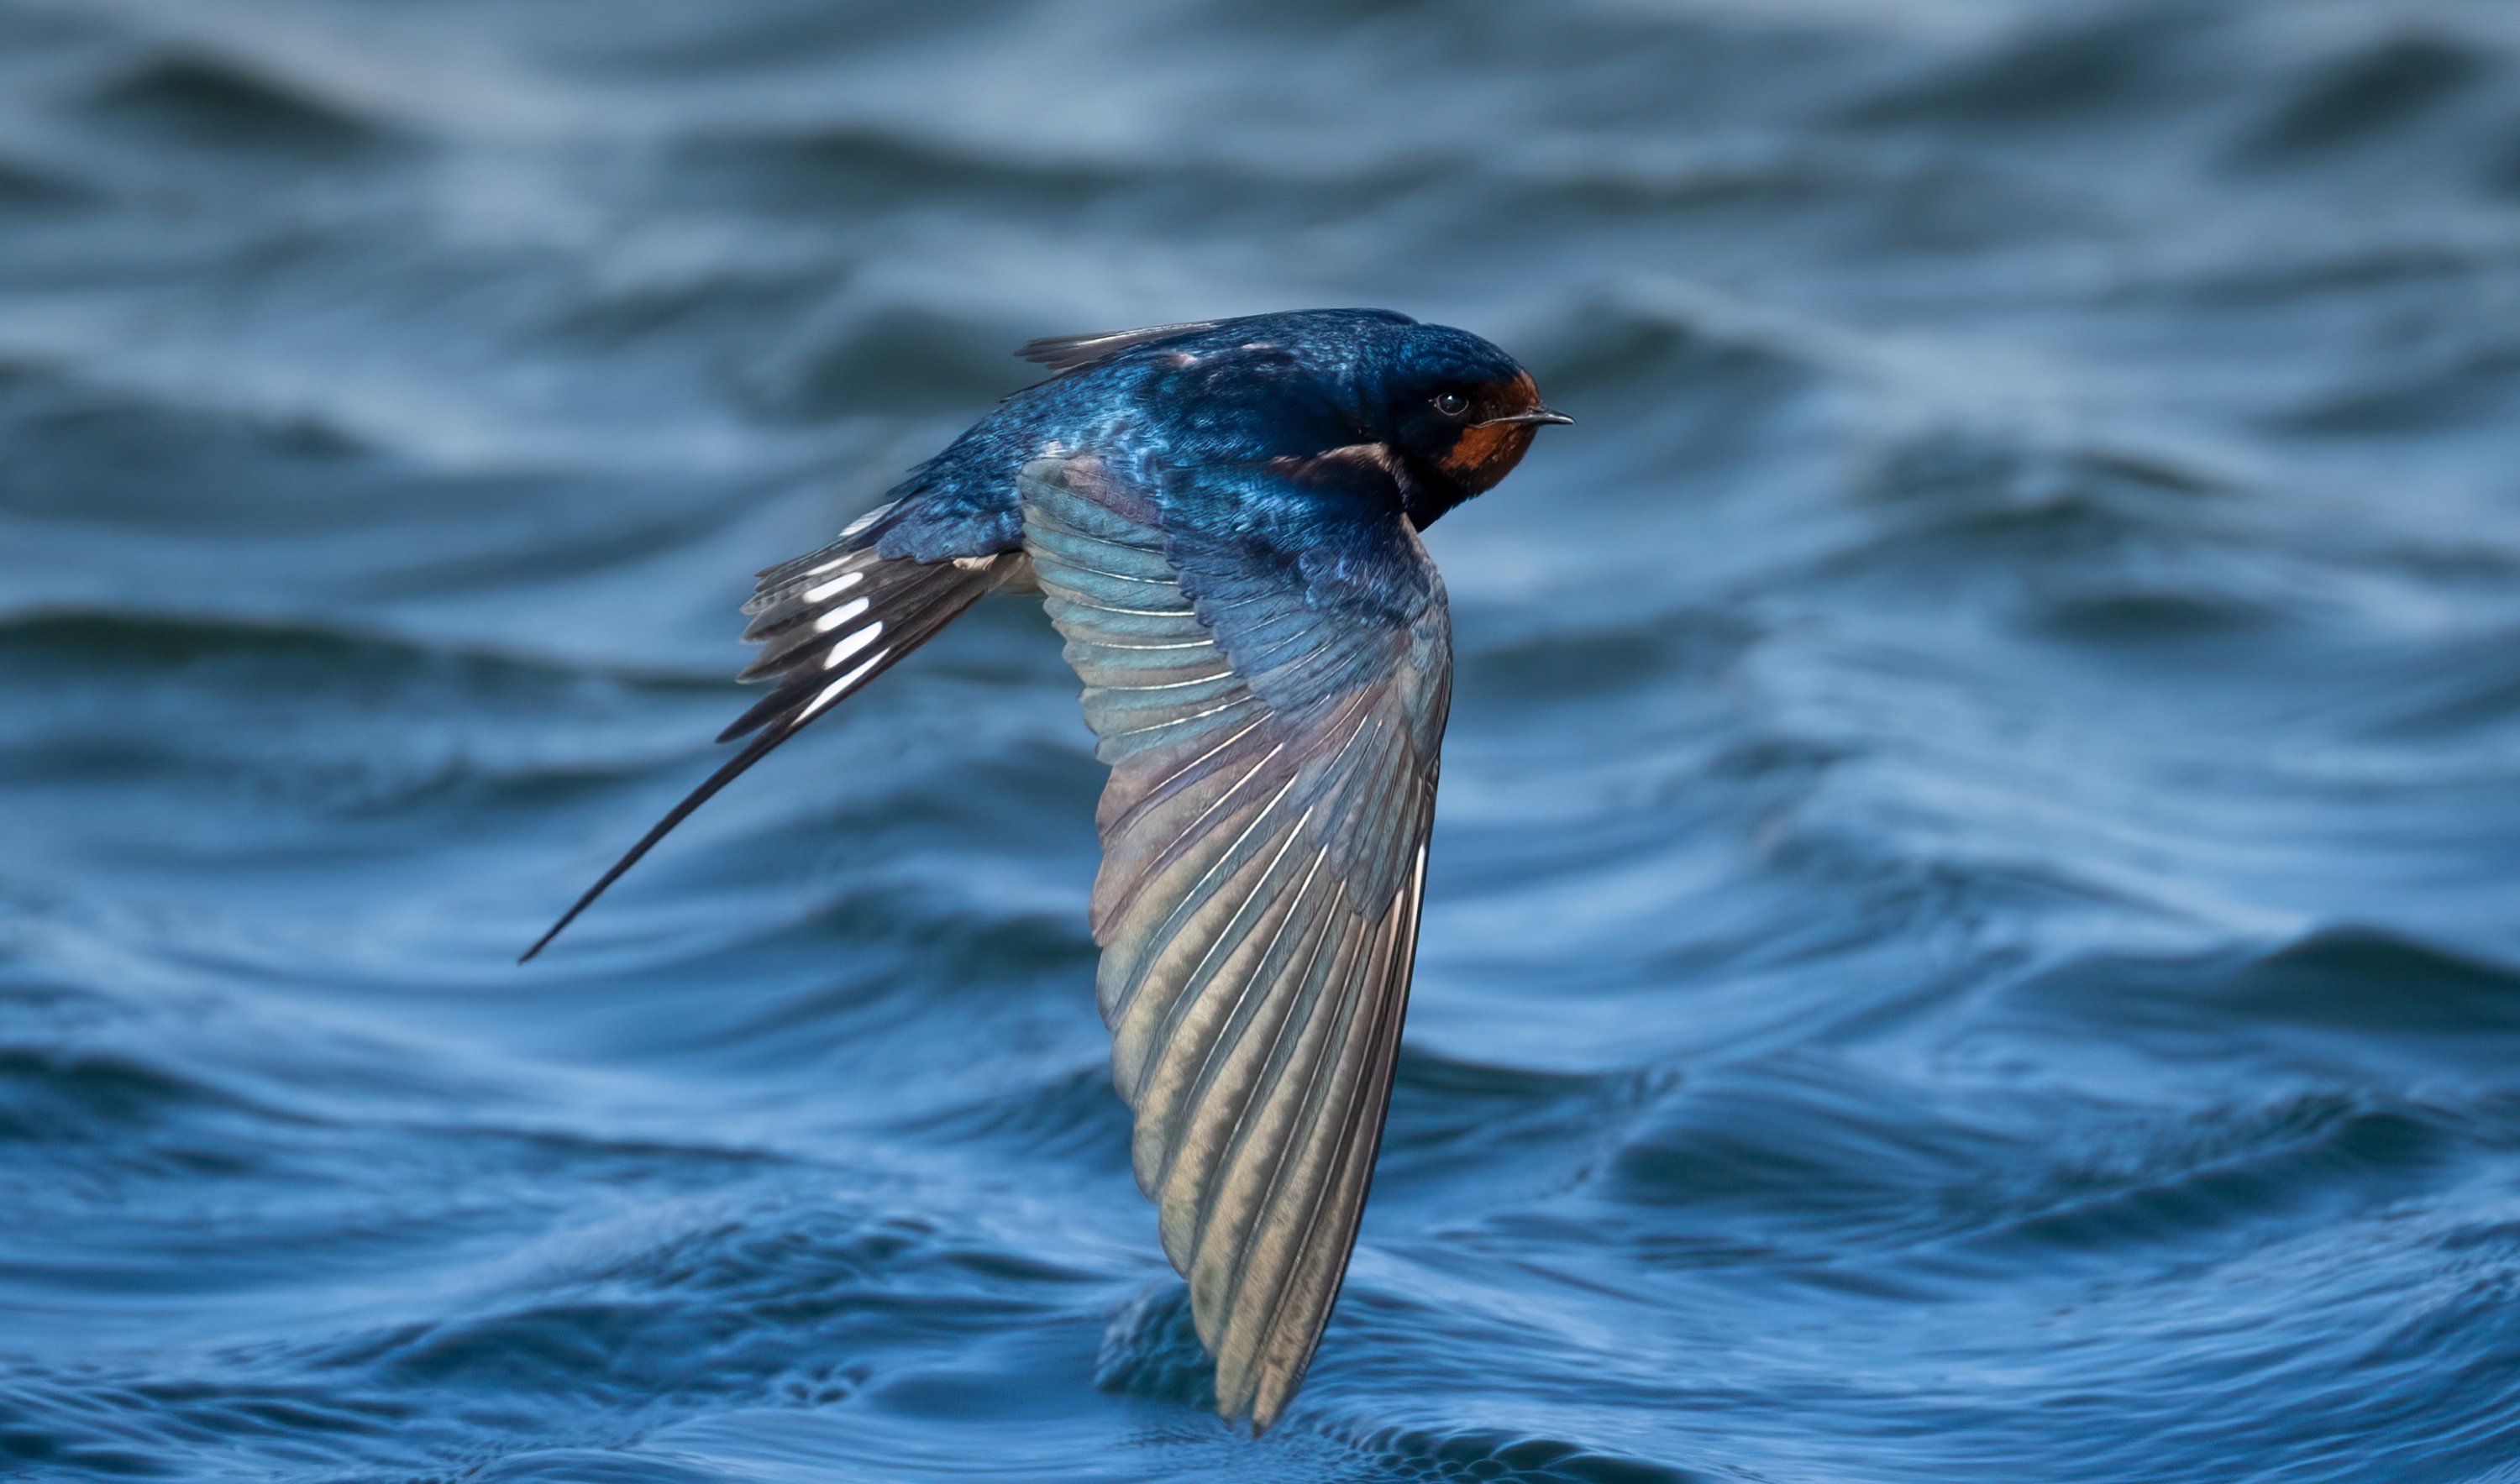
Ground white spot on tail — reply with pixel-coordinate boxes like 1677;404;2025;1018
804;571;865;605
822;621;884;668
811;595;871;632
838;502;895;539
799;648;891;721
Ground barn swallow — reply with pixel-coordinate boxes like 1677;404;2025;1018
523;308;1569;1431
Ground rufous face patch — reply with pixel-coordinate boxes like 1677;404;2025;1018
1436;372;1546;488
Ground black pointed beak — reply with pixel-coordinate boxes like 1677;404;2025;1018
1483;406;1575;427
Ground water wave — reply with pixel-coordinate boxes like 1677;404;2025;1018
4;1;2518;1481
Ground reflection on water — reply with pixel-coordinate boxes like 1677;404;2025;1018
3;2;2518;1480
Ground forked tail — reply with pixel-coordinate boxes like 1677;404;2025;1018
521;515;1021;961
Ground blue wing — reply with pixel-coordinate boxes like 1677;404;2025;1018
1021;452;1451;1432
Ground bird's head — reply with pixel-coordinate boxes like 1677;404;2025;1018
1377;323;1571;529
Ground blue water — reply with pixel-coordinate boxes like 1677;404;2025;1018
6;2;2520;1480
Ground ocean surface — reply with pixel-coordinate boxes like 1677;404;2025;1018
5;2;2520;1480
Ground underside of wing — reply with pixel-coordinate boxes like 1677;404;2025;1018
1020;454;1452;1432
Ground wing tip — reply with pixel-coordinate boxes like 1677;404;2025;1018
1016;320;1221;375
1211;1356;1294;1437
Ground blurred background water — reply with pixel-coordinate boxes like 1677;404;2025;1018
4;1;2520;1480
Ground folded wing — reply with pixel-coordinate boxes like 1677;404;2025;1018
1020;454;1452;1432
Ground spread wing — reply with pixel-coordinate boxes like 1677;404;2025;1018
1020;454;1452;1432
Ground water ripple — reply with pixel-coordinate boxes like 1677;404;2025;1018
3;1;2517;1481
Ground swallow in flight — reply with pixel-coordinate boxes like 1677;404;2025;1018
523;308;1570;1430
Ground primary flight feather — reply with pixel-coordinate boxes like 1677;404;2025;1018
523;307;1570;1431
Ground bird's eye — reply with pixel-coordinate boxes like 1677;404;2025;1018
1433;391;1469;417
